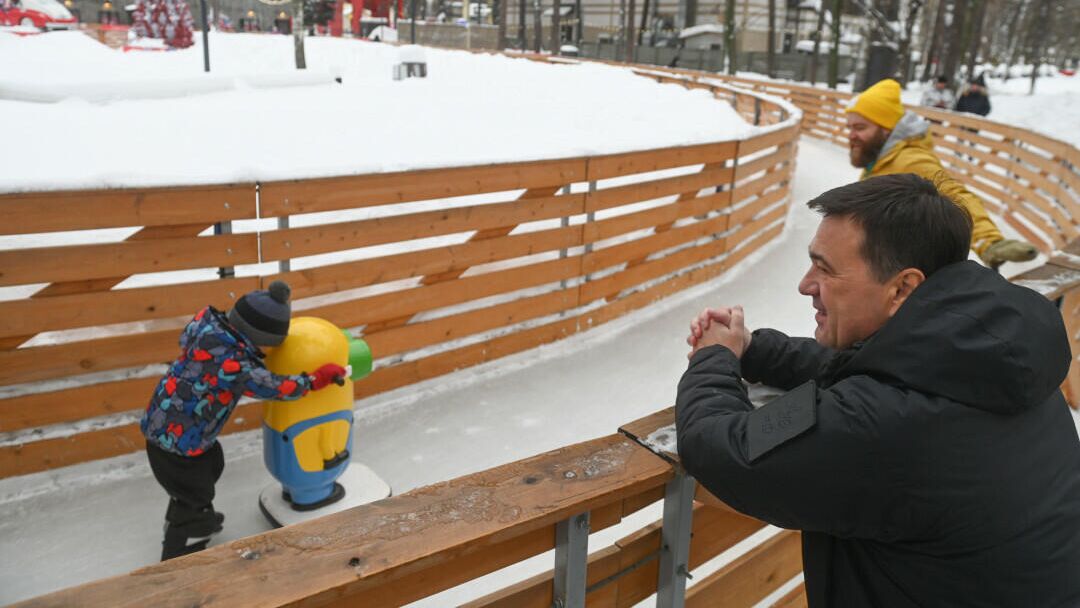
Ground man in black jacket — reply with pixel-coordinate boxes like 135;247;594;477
676;173;1080;607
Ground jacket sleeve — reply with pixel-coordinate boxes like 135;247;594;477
739;328;834;389
676;345;899;539
905;153;1003;252
237;357;313;401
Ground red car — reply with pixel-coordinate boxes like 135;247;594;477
1;0;77;29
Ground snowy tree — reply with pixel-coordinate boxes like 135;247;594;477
131;0;195;49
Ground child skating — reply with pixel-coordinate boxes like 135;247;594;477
140;280;345;560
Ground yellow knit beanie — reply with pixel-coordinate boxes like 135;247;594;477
846;79;904;130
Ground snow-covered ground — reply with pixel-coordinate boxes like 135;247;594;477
1;30;1079;605
0;30;760;193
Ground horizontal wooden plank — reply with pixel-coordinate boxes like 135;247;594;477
587;141;738;182
686;530;802;608
584;190;730;244
0;328;176;387
0;376;160;433
469;503;767;608
731;165;791;205
259;158;588;216
586;165;735;212
738;125;800;156
0;277;257;339
364;287;579;358
0;184;255;234
17;434;672;607
583;212;729;275
356;315;582;399
0;401;263;478
734;143;794;182
345;498;630;608
308;257;582;329
260;194;586;262
581;232;728;305
0;234;258;287
771;583;808;608
274;223;584;301
730;183;791;228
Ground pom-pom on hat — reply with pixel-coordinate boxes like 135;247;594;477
228;280;292;347
845;78;905;131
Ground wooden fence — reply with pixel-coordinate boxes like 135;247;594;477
0;78;799;479
16;406;808;608
10;57;1080;608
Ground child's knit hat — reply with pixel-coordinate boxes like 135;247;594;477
228;280;292;347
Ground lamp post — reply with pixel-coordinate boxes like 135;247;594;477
199;0;210;71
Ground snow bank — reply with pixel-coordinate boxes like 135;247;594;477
0;30;761;193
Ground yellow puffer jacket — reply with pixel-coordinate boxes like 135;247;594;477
861;113;1002;254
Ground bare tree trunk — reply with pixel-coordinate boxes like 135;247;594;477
1028;0;1050;94
625;0;635;61
942;0;969;83
898;0;923;85
725;0;736;74
293;0;306;69
921;0;947;81
963;0;987;82
809;2;827;85
497;0;506;48
552;0;561;52
828;0;842;87
519;0;527;48
533;0;542;51
767;0;776;78
638;0;650;45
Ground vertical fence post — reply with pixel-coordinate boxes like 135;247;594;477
215;220;235;279
560;184;571;289
553;511;590;608
656;473;695;608
277;215;291;273
583;180;597;283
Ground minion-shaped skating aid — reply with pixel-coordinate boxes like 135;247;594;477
261;317;372;510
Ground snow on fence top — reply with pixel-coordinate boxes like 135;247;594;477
0;30;766;193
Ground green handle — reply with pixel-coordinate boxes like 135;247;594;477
342;330;372;380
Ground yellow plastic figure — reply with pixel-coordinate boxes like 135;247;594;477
261;317;372;510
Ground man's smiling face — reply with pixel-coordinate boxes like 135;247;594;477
798;216;896;349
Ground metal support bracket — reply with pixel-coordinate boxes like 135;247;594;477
215;220;235;279
553;511;591;608
656;473;695;608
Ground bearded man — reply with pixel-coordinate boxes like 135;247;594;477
845;78;1036;269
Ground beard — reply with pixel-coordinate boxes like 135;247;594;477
849;129;889;168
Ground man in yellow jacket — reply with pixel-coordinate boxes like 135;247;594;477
845;79;1037;268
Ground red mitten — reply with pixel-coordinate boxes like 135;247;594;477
309;363;347;391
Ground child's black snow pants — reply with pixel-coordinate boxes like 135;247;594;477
145;440;225;560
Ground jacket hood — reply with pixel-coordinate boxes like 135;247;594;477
840;261;1070;414
876;111;930;162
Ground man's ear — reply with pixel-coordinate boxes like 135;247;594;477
887;268;925;316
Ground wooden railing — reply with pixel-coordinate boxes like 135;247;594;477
0;77;799;479
16;406;807;608
12;58;1080;608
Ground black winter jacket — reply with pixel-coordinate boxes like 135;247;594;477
955;91;991;116
676;261;1080;607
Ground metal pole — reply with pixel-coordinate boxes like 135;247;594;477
199;0;210;71
553;512;590;608
410;0;416;42
656;473;695;608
